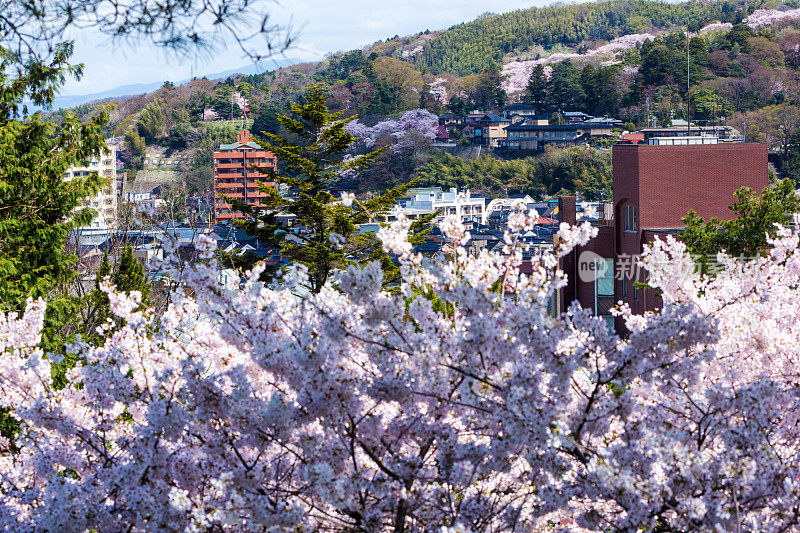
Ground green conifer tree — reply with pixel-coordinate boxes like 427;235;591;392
81;246;152;348
224;83;429;293
0;44;109;345
526;64;549;110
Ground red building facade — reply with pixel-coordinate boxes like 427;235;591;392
213;130;277;222
562;142;769;327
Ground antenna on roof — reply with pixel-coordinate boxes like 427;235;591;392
687;17;691;135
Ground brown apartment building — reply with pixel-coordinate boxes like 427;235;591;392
213;130;277;222
561;141;768;330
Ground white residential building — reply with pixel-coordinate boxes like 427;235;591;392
65;141;118;229
380;187;486;225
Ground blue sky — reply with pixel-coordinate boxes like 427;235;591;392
62;0;541;95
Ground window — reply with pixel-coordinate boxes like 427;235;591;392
624;204;637;232
596;258;614;297
595;258;615;332
621;276;628;299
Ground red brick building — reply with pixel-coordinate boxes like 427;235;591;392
562;142;769;328
213;130;277;222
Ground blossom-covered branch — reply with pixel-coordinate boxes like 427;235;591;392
1;213;799;531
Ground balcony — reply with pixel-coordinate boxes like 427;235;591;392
215;162;244;170
215;182;245;190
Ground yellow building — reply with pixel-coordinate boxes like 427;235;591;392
65;141;118;229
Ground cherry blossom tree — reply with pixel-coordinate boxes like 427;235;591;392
346;109;440;152
1;211;800;531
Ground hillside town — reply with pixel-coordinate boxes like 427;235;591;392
72;96;757;333
6;0;800;530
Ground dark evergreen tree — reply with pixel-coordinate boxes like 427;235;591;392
727;23;755;52
81;247;152;348
689;36;709;67
640;44;678;86
251;102;283;138
448;96;469;116
470;68;506;111
526;64;549;110
548;59;585;110
368;79;397;115
0;44;107;324
594;66;621;116
225;84;422;293
580;64;597;113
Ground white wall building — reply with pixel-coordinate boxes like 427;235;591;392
485;195;539;220
65;141;118;229
380;187;486;225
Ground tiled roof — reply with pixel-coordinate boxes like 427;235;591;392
218;141;262;151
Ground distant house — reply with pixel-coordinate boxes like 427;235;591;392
562;111;593;123
377;187;487;225
501;121;614;150
438;113;465;127
585;116;624;127
640;125;743;144
522;113;552;126
434;124;452;143
462;114;511;147
465;111;488;124
618;132;645;144
503;103;538;121
124;181;167;204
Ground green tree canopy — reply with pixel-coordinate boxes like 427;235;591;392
682;178;799;269
0;43;108;315
250;101;283;138
225;83;420;293
526;64;548;110
136;99;166;142
548;59;584;110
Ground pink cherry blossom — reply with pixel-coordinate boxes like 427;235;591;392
346;109;439;151
1;215;800;531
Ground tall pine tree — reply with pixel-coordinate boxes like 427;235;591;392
225;83;427;293
526;64;549;111
0;44;109;350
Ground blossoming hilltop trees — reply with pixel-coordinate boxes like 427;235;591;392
345;108;440;151
2;209;800;531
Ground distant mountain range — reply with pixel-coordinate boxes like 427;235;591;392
50;58;301;110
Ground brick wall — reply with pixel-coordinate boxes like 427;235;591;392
610;142;768;318
613;143;768;230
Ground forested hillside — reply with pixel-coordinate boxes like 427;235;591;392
411;0;765;74
416;148;612;200
60;0;800;202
